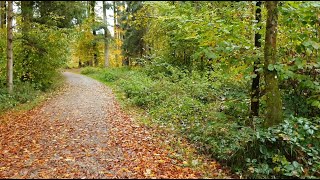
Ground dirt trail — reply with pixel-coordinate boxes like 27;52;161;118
0;72;232;178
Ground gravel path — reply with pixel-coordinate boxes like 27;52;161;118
0;71;232;179
0;72;122;178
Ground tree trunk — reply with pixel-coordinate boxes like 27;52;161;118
113;1;118;64
0;1;6;28
113;1;117;37
86;1;90;18
90;1;98;67
20;1;34;81
264;1;282;127
7;1;13;93
103;1;109;68
249;1;262;124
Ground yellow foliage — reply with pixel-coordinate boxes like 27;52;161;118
67;14;127;68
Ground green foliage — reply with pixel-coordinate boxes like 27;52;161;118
134;1;256;71
0;82;40;112
244;116;320;178
0;0;317;179
80;67;99;75
121;1;145;59
34;1;87;28
0;1;82;114
85;65;320;179
14;22;70;91
276;1;320;118
0;28;6;79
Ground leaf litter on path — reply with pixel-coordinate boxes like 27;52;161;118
0;71;235;179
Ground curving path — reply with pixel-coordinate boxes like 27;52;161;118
1;72;120;178
0;71;232;178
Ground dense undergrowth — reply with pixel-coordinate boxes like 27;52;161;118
0;72;64;116
81;66;319;179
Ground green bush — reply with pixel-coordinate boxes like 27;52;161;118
14;23;70;91
0;82;41;113
83;66;320;179
244;116;320;179
80;67;99;75
118;71;156;108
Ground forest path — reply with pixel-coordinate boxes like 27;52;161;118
0;71;232;178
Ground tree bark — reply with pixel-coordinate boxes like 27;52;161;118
89;1;98;67
113;1;118;64
103;1;109;68
113;1;117;37
7;1;13;93
264;1;282;127
250;1;262;124
20;1;34;81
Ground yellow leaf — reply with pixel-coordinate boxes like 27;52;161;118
144;169;152;176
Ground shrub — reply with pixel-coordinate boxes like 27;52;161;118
80;67;99;75
0;82;41;113
243;116;320;179
83;67;320;179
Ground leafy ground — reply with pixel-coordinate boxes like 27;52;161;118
0;71;235;178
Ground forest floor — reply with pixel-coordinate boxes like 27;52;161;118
0;71;235;178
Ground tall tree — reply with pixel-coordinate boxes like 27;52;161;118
113;1;119;64
89;1;98;67
35;1;86;28
250;1;262;123
6;1;13;93
20;1;34;81
0;1;6;28
103;1;110;67
264;1;282;127
121;1;145;65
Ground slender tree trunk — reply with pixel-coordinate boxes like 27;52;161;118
21;1;34;81
113;1;118;65
0;1;6;28
103;1;109;68
250;1;262;124
90;1;98;67
264;1;282;127
7;1;13;93
113;1;116;37
117;2;122;42
86;1;90;18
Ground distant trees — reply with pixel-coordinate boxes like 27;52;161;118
73;1;145;68
0;1;87;91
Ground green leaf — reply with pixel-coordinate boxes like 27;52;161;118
251;74;257;78
311;42;320;50
307;129;314;135
306;48;312;56
259;146;268;155
302;40;311;47
303;40;320;50
204;49;217;59
268;64;274;71
256;68;263;73
311;100;320;109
